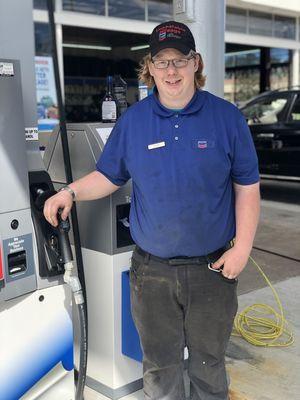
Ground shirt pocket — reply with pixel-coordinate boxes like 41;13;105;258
189;137;231;178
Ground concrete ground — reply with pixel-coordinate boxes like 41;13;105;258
227;277;300;400
85;180;300;400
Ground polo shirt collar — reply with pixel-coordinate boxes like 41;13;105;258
151;87;207;117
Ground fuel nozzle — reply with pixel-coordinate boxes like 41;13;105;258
56;211;84;305
57;211;73;264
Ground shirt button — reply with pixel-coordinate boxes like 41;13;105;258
175;124;179;128
175;136;179;140
175;114;178;118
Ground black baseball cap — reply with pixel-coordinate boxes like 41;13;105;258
149;21;196;58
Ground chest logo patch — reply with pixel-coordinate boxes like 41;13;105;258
192;139;215;149
198;140;208;149
148;141;166;150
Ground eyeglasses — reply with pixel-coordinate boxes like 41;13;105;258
151;56;194;69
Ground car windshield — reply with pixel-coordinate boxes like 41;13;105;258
242;95;289;125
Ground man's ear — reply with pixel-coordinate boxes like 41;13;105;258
195;53;204;73
148;60;155;77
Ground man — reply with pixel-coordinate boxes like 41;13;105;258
44;21;260;400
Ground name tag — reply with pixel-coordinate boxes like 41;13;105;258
148;141;166;150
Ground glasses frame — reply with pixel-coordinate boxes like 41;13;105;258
151;55;195;69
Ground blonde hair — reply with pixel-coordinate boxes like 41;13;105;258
137;51;206;89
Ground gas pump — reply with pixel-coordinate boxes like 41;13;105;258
0;60;78;400
44;121;143;398
0;1;88;398
0;58;88;400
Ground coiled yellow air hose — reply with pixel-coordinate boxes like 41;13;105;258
231;255;294;347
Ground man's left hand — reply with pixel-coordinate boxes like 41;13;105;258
211;246;250;280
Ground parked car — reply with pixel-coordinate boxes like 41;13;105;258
240;88;300;180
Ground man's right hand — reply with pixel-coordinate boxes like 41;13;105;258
43;190;74;227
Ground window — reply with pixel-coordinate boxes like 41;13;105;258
238;50;260;67
34;23;59;129
274;15;296;40
270;66;290;91
242;94;290;125
226;7;247;33
289;96;300;122
63;0;105;15
34;0;48;9
225;50;260;68
108;0;145;20
35;23;52;56
224;69;260;105
249;11;272;36
148;0;172;22
270;48;290;64
225;54;235;69
235;69;260;104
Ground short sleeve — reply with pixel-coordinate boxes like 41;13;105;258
231;112;260;185
96;119;131;186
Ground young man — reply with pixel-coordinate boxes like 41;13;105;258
44;21;260;400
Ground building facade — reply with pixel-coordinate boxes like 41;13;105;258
33;0;300;121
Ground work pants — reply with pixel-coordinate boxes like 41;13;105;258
129;248;238;400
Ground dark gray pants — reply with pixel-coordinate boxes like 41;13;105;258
130;248;238;400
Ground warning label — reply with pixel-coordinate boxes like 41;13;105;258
0;62;14;76
25;127;38;141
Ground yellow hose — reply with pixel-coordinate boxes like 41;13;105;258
232;255;294;347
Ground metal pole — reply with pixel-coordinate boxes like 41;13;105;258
174;0;225;97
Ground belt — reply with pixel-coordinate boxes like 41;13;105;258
135;241;233;266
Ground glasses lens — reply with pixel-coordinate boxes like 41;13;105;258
153;56;193;69
153;60;168;69
173;59;189;68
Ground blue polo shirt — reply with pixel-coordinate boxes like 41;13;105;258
96;90;259;258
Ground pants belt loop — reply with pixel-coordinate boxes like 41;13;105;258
144;252;150;265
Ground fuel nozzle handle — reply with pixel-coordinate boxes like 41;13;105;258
57;211;84;305
57;210;73;263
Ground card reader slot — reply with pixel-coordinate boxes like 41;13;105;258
8;251;27;276
116;204;134;248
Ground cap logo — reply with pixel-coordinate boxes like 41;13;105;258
159;29;167;41
157;25;185;41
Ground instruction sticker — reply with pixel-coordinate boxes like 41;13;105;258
7;237;25;253
25;127;38;141
0;62;14;76
96;127;113;145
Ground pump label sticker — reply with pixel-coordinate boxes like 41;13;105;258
0;62;14;76
96;127;113;145
25;127;38;141
8;237;25;253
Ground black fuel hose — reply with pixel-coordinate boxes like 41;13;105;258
57;213;88;400
76;303;88;398
46;1;88;399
